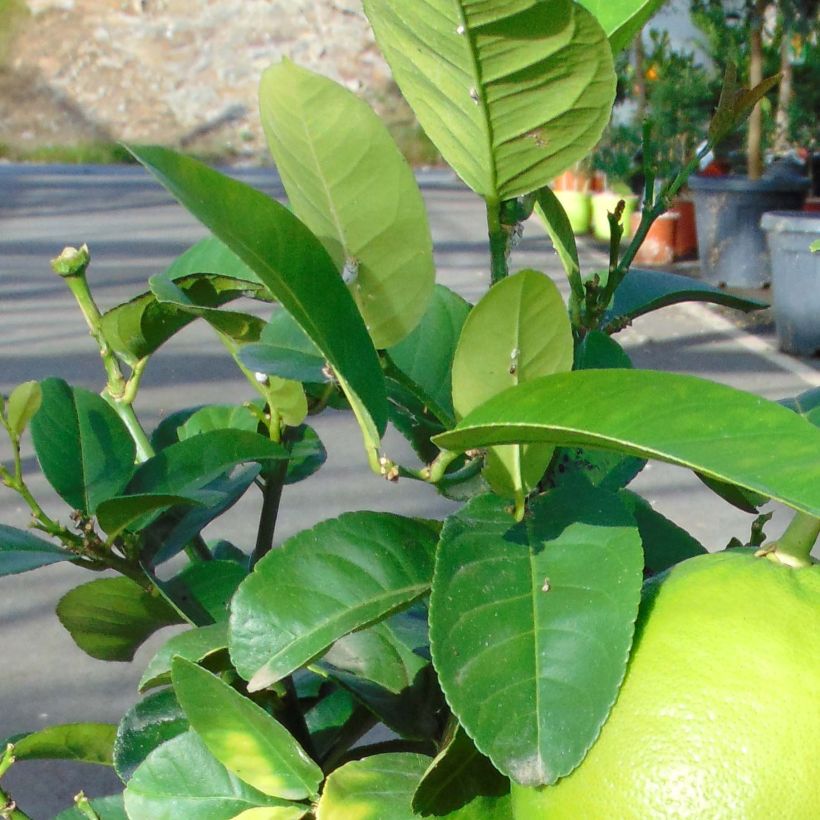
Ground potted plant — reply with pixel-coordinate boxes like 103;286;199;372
688;0;812;287
550;160;594;235
2;2;819;818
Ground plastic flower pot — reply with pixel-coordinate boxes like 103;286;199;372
761;210;820;356
671;197;697;259
632;211;678;266
554;190;592;235
591;192;636;242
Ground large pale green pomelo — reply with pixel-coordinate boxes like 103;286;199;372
511;550;820;818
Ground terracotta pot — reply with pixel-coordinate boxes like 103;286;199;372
553;190;591;234
632;211;678;266
552;170;589;192
591;192;637;242
671;198;697;259
803;197;820;213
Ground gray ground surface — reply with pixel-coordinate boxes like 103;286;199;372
1;165;818;817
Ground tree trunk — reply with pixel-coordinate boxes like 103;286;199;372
634;33;647;122
773;18;793;155
747;0;766;180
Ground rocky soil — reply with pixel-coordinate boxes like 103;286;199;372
2;0;397;161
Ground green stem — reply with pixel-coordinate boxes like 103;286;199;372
251;461;288;569
73;793;100;820
486;198;509;285
761;511;820;568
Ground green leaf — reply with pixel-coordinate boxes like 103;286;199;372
8;723;116;765
304;688;363;761
30;378;136;513
140;623;229;692
169;559;248;623
384;376;446;463
781;386;820;428
260;60;435;349
96;493;210;539
316;753;431;820
228;513;437;692
128;145;387;461
434;370;820;517
231;808;309;820
810;238;820;253
696;473;767;514
172;658;322;800
412;724;511;818
114;689;189;782
604;267;766;330
0;524;78;576
55;794;127;820
618;490;707;574
177;404;260;439
284;425;327;485
127;430;286;496
577;0;667;52
386;284;471;425
452;270;573;499
123;731;297;820
6;380;42;437
430;489;643;785
708;63;780;144
56;576;183;662
533;187;581;286
364;0;616;201
151;236;262;289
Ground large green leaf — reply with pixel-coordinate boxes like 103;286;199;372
452;270;573;499
578;0;667;52
364;0;616;201
56;577;183;662
229;513;437;692
429;489;643;785
168;559;248;623
434;370;820;516
172;658;322;800
140;623;229;692
96;493;211;539
260;60;435;349
30;378;136;513
386;284;472;425
128;145;387;461
316;753;432;820
8;723;116;765
0;524;78;576
114;689;189;782
123;731;298;820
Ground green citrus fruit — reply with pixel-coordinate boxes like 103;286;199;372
511;549;820;818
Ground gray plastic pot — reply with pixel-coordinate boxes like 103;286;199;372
761;211;820;356
689;175;809;287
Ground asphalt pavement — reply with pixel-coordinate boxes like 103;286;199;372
1;164;818;817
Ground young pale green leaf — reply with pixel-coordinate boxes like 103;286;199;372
430;490;643;786
0;525;78;576
54;794;127;820
124;731;298;820
577;0;667;52
618;490;707;574
810;238;820;253
708;63;780;144
412;724;512;818
228;513;437;691
533;188;581;288
316;753;432;820
114;688;189;782
8;723;116;765
171;658;323;800
386;284;472;425
140;623;228;692
364;0;615;201
56;577;183;662
260;60;435;349
603;267;766;330
6;380;42;437
452;270;573;499
128;145;387;462
30;378;136;514
126;430;287;496
434;370;820;517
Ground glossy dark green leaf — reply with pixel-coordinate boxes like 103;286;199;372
176;404;259;441
172;658;322;800
696;473;768;514
229;513;437;692
781;385;820;428
533;187;581;287
316;753;431;820
603;268;766;330
430;489;643;785
151;235;262;289
261;60;435;349
55;794;127;820
364;1;616;201
434;370;820;517
387;285;471;425
169;559;248;622
30;378;136;514
56;577;183;662
284;425;327;485
123;731;297;820
578;0;667;52
114;689;188;782
6;380;42;437
129;145;387;459
0;524;78;576
8;723;116;765
96;493;210;539
385;376;446;464
412;724;511;818
140;624;228;692
127;430;286;496
304;687;364;761
618;490;707;574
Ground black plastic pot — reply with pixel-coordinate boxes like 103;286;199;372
689;175;809;288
